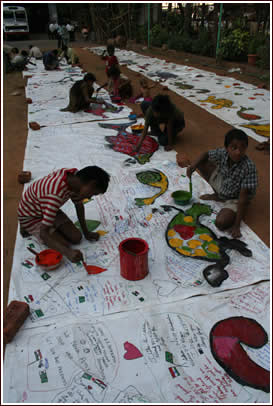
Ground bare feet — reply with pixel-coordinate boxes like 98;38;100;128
200;193;224;202
20;228;30;238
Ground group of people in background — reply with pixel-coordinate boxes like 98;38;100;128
5;38;257;246
48;20;75;45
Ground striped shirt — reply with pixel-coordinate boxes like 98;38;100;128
18;168;77;231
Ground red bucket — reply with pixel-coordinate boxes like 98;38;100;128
119;238;149;281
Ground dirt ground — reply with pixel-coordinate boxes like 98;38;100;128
3;43;270;312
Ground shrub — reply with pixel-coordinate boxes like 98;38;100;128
136;25;146;44
150;24;169;47
219;28;250;61
248;33;267;54
180;33;193;53
168;35;184;51
191;29;213;56
257;36;270;69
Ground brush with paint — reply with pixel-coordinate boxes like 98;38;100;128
82;260;107;275
27;247;63;271
172;177;193;205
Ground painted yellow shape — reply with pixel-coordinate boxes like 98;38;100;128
199;234;213;242
207;243;220;253
176;247;192;256
187;240;202;249
184;216;194;223
169;238;183;248
193;248;207;257
199;95;233;110
96;230;108;236
167;229;176;237
146;213;153;221
241;123;270;138
142;171;168;205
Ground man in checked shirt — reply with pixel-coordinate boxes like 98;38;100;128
180;129;258;239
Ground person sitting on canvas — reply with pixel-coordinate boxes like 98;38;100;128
134;94;185;152
96;65;132;100
43;49;59;70
29;44;43;59
18;166;110;263
61;72;104;113
58;45;79;65
181;129;258;239
136;78;158;103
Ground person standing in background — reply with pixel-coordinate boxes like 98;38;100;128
66;21;75;42
58;20;69;49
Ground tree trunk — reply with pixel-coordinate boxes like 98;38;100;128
184;3;192;34
157;3;162;26
212;3;220;53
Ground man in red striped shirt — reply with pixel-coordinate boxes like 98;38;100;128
18;166;110;263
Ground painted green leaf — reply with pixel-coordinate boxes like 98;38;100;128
74;219;101;232
169;212;187;228
195;227;211;235
186;203;211;219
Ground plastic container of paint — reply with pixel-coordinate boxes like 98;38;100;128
36;249;62;271
128;113;137;120
172;190;192;206
119;238;149;281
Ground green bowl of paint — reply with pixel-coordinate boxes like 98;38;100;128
172;190;192;205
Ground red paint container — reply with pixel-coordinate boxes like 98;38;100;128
119;238;149;281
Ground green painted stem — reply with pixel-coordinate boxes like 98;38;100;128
189;178;193;196
216;3;223;59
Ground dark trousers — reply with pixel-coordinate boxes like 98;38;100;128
141;101;185;146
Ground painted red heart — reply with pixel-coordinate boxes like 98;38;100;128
123;341;143;360
210;317;270;393
174;225;195;240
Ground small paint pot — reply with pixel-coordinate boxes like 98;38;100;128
111;96;121;103
35;249;63;271
119;238;149;281
29;121;41;131
18;171;31;184
172;190;192;206
131;124;144;134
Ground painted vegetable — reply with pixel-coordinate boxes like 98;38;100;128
164;203;252;287
135;170;168;206
240;123;270;138
237;107;261;120
166;203;222;261
210;317;270;393
198;96;234;109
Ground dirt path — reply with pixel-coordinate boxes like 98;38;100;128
3;46;270;311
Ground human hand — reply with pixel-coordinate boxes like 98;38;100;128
186;165;195;178
67;249;83;263
164;145;173;152
230;225;241;239
84;231;100;242
132;144;140;153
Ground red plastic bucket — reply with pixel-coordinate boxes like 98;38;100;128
119;238;149;281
